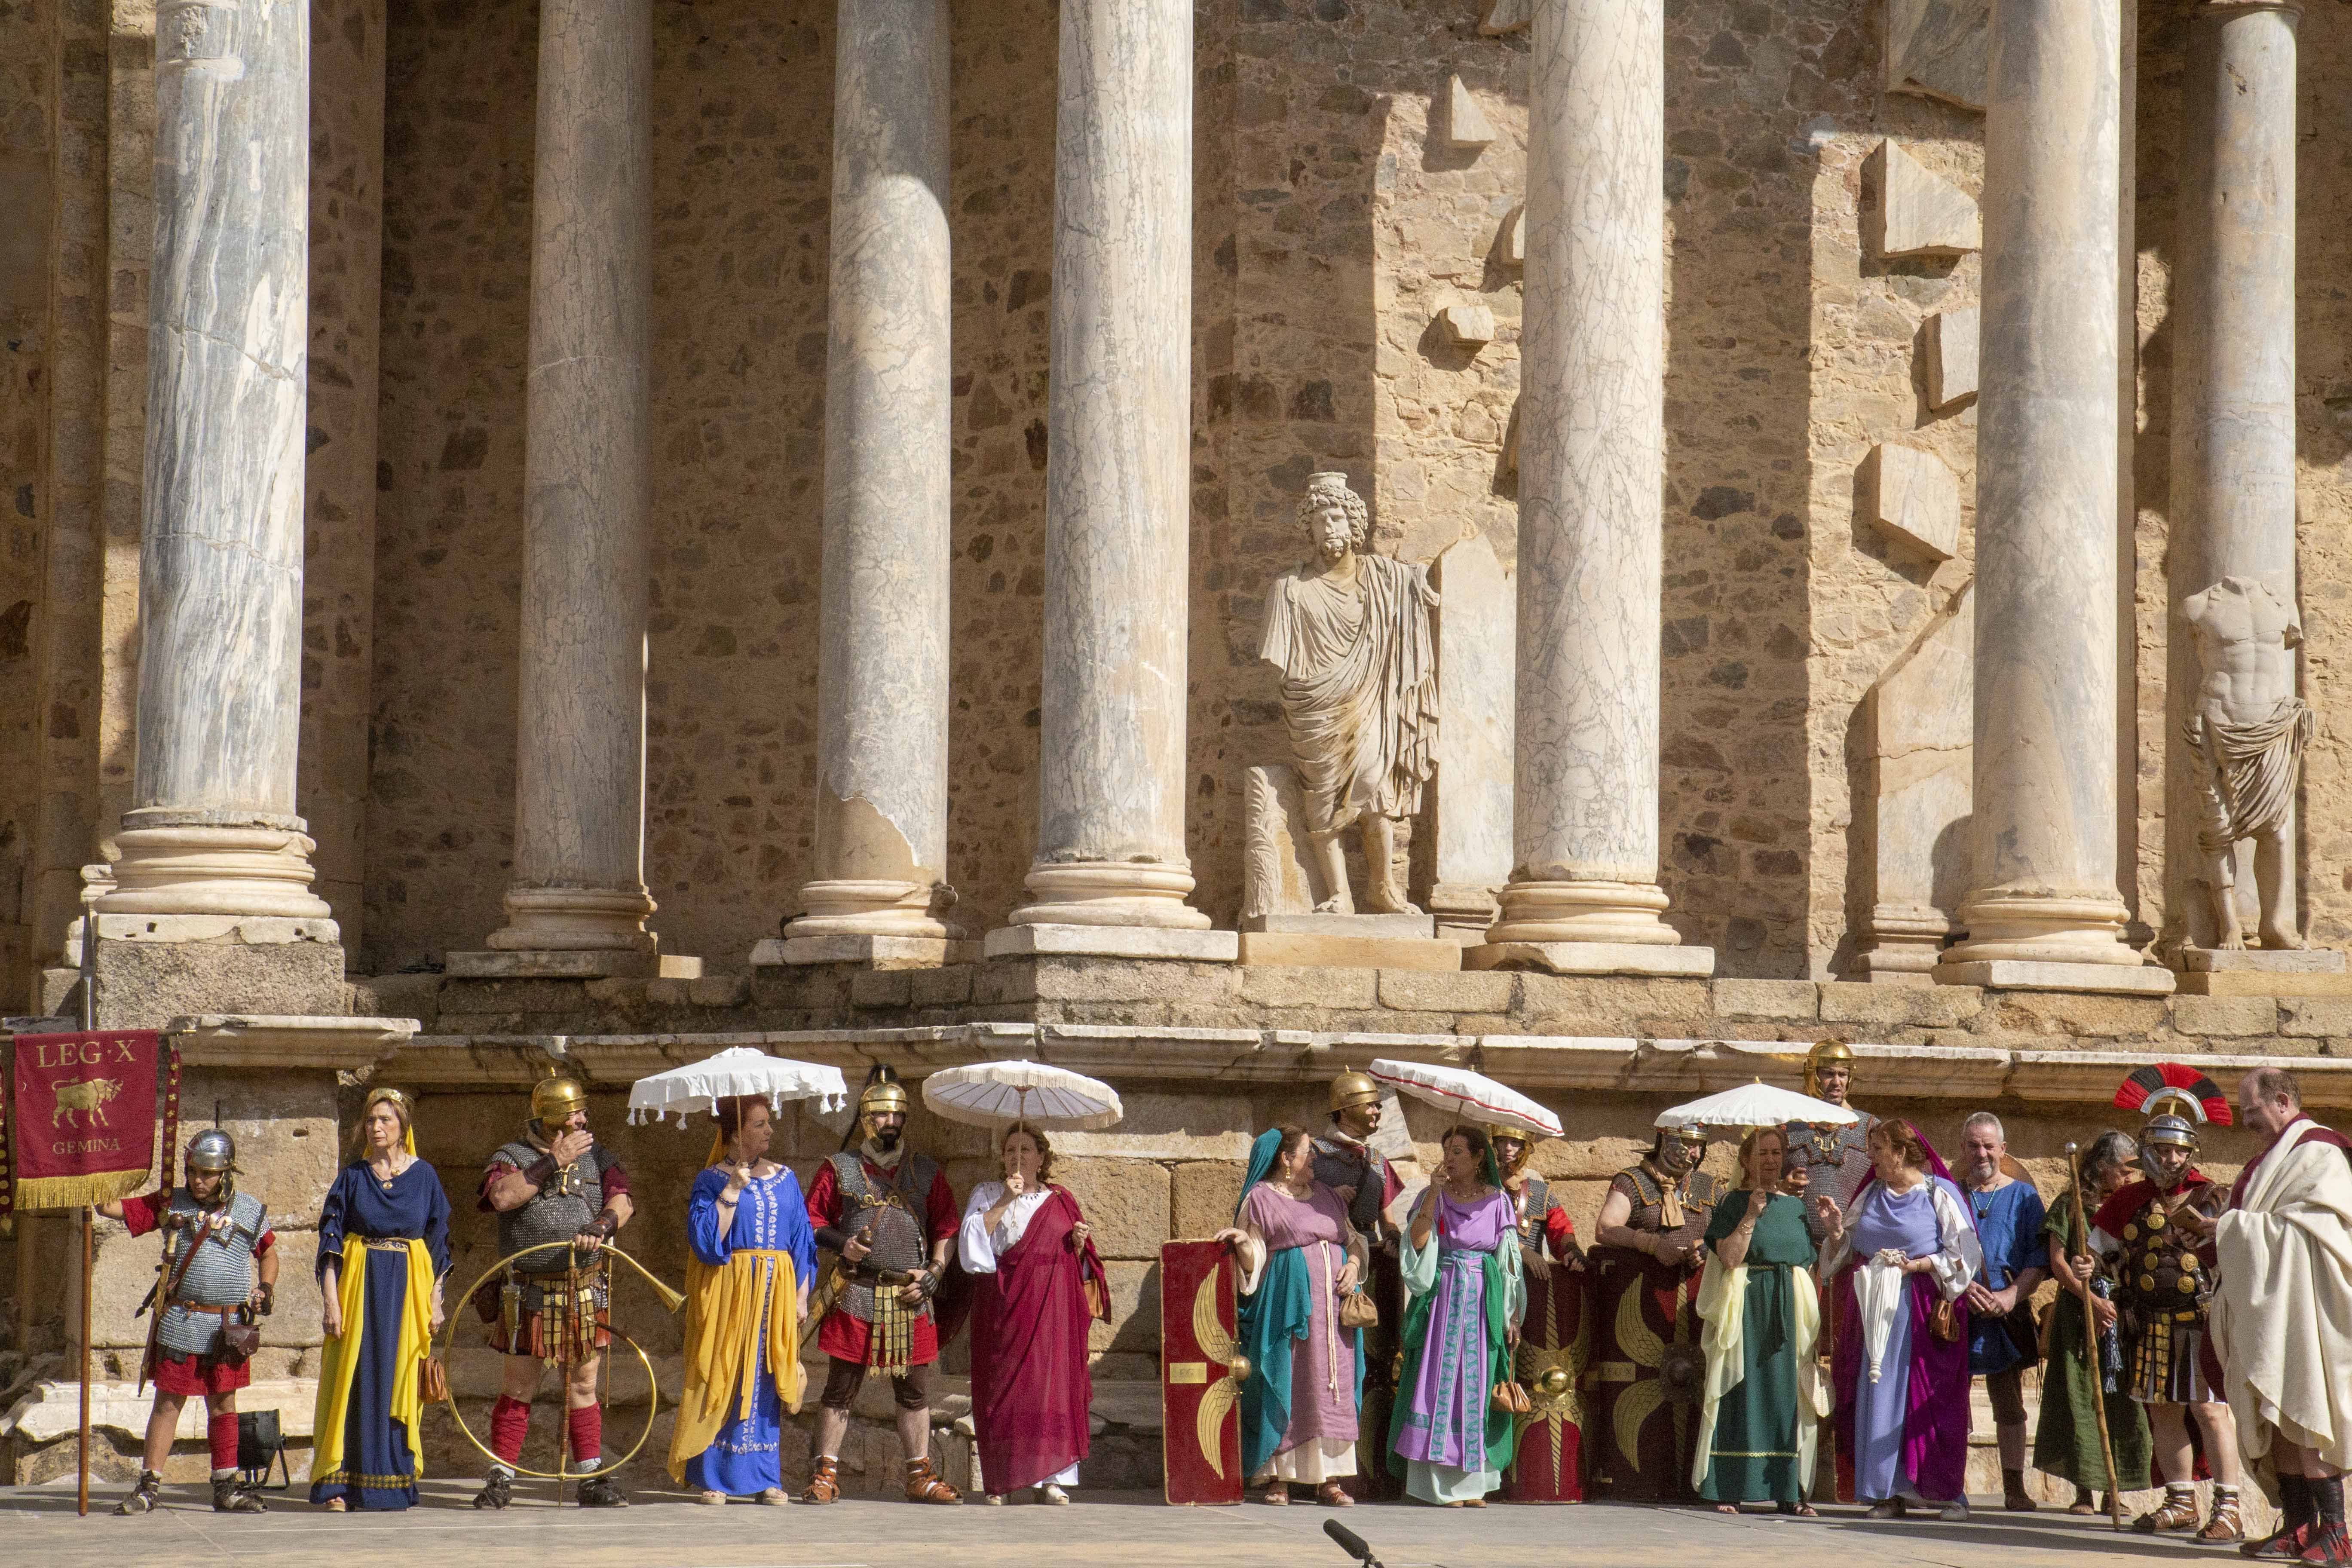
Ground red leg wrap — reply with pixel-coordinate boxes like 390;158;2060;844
567;1402;602;1463
207;1412;239;1472
490;1394;531;1464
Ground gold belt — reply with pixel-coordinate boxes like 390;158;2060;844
364;1237;416;1252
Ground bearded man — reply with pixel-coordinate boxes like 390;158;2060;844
475;1075;634;1509
1955;1111;2048;1513
98;1130;277;1515
2090;1066;2242;1543
802;1069;962;1504
2211;1067;2352;1564
1585;1119;1721;1500
1785;1041;1880;1237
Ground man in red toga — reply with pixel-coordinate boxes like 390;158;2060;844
802;1069;961;1504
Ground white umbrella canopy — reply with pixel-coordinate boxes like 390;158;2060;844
625;1047;848;1125
1656;1080;1857;1130
1368;1059;1562;1139
920;1059;1123;1131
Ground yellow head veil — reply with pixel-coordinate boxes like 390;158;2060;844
357;1085;417;1156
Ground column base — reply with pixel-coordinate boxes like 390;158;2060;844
1850;905;1955;983
1010;861;1211;930
485;885;658;954
95;824;333;919
750;934;981;968
1942;891;2138;967
983;923;1238;962
1464;940;1715;977
1485;879;1682;946
1932;958;2176;995
785;879;952;942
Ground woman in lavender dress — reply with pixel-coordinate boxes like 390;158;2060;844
1392;1124;1522;1506
1820;1117;1981;1521
1215;1125;1370;1506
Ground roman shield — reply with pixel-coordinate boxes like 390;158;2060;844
1160;1239;1243;1505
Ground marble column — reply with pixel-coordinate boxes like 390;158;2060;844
1939;0;2156;987
1473;0;1709;977
482;0;658;969
100;0;332;921
996;0;1222;952
786;0;955;956
2165;1;2302;950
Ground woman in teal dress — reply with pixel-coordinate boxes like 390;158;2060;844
1693;1124;1824;1515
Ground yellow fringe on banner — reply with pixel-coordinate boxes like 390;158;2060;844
14;1168;147;1212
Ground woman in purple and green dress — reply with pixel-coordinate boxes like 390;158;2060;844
1391;1124;1522;1507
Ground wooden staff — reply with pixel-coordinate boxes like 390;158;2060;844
77;1204;91;1517
2065;1142;2125;1532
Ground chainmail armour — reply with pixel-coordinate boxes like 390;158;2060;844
156;1189;266;1357
827;1150;940;1327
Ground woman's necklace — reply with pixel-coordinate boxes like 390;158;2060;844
370;1151;408;1191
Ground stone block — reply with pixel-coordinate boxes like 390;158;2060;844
1237;964;1379;1010
849;967;913;1007
1250;912;1434;938
1239;933;1460;972
1443;74;1496;149
658;955;703;979
983;925;1238;963
1886;0;1989;110
350;971;441;1029
1501;204;1525;268
1430;534;1515;939
1935;961;2175;996
1868;141;1980;258
86;940;347;1030
2182;948;2346;973
1513;973;1714;1022
1984;989;2171;1038
1712;978;1820;1020
1926;306;1979;408
759;934;979;968
2168;995;2280;1038
687;971;750;1008
444;948;659;980
645;976;693;1006
1055;1093;1261;1162
1172;1162;1248;1239
908;965;975;1007
1862;442;1960;561
1467;942;1716;978
1053;1156;1171;1260
1436;301;1494;348
1859;584;1972;978
2282;998;2352;1038
1377;967;1513;1014
2174;971;2352;997
1091;1259;1162;1356
1819;981;1983;1027
1027;957;1240;1005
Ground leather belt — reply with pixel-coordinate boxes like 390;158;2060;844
165;1300;240;1321
847;1265;922;1286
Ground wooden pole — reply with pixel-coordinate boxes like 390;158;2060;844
77;1204;92;1517
2065;1142;2126;1531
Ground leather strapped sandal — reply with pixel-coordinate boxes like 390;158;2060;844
757;1488;789;1506
2138;1492;2204;1534
2202;1496;2247;1544
803;1456;842;1505
1317;1481;1354;1507
212;1477;266;1513
903;1456;961;1504
1261;1482;1289;1505
698;1490;727;1506
474;1472;513;1510
114;1471;162;1516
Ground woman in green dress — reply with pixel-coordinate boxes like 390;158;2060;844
1693;1124;1825;1515
2034;1129;2153;1512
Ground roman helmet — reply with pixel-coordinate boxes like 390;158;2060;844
2115;1062;2232;1158
1652;1116;1707;1170
184;1128;238;1202
1488;1123;1535;1181
857;1066;911;1141
530;1073;589;1131
1330;1067;1381;1118
1803;1038;1855;1101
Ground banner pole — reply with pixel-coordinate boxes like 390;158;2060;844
77;1203;91;1517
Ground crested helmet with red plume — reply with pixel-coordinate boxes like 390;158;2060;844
2114;1062;2231;1152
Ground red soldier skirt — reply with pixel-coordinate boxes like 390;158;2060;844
150;1348;253;1396
488;1264;612;1363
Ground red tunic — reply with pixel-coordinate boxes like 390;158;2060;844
121;1191;277;1395
805;1154;959;1366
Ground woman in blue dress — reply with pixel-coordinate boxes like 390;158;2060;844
310;1087;452;1511
665;1095;816;1504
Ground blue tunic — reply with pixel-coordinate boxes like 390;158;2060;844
681;1165;816;1496
1964;1178;2046;1376
311;1159;452;1510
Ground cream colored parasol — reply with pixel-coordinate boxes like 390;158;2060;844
1655;1081;1857;1130
919;1059;1123;1131
625;1046;848;1125
1367;1059;1562;1139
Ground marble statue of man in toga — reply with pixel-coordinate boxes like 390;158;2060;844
2183;575;2312;951
1259;472;1439;915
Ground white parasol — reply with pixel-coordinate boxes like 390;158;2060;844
1655;1080;1858;1130
919;1059;1123;1131
625;1047;848;1125
1367;1059;1562;1139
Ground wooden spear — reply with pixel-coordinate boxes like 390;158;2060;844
2065;1142;2125;1532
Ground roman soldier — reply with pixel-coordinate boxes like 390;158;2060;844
2089;1063;2243;1544
1493;1123;1586;1503
802;1067;962;1505
474;1074;635;1509
1785;1040;1880;1235
1583;1118;1722;1501
1314;1069;1403;1241
98;1130;278;1516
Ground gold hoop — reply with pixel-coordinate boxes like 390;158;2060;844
436;1240;683;1482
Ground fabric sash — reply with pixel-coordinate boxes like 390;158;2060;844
667;1249;803;1483
1692;1257;1824;1489
1238;1243;1312;1481
309;1238;434;1486
1391;1211;1519;1476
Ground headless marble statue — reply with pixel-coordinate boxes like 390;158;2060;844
1258;472;1439;915
2182;576;2310;950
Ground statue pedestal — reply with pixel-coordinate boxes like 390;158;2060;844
2173;947;2352;997
1237;912;1461;972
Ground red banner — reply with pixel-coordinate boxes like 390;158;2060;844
3;1031;165;1212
